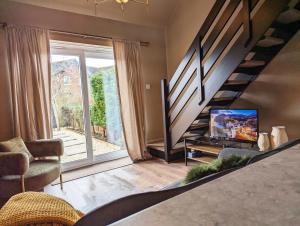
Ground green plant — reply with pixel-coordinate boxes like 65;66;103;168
184;164;218;185
90;72;106;127
183;155;251;185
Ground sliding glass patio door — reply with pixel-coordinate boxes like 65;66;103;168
50;41;127;171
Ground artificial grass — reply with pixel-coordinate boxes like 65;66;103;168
183;155;251;185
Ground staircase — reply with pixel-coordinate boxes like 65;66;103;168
148;0;300;162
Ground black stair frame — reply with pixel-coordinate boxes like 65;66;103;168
157;0;296;162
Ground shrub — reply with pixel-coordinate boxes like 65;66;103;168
90;72;106;127
183;155;251;185
184;164;218;185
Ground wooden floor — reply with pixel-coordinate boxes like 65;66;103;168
45;158;193;213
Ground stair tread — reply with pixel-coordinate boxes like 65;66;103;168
264;28;276;36
189;123;209;130
147;141;164;147
147;142;164;152
271;28;294;41
220;80;249;92
196;113;210;121
181;134;203;140
187;144;222;156
239;60;266;68
277;8;300;24
198;112;210;118
257;36;284;47
225;81;244;88
147;141;185;152
211;96;235;101
188;156;216;164
224;80;249;85
229;73;255;81
234;66;263;75
183;136;211;142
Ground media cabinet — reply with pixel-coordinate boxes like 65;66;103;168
184;136;257;166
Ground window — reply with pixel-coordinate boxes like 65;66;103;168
50;40;127;171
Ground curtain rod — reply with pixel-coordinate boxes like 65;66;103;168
0;22;150;47
50;29;150;47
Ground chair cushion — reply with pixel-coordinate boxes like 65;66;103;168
0;160;60;198
0;137;34;162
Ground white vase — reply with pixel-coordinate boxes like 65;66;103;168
258;132;270;152
271;126;288;149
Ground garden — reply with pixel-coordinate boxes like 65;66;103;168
51;58;124;148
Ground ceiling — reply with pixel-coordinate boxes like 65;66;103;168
10;0;180;28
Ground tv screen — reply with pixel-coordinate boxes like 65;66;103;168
210;109;258;142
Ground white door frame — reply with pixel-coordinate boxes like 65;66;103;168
51;47;128;172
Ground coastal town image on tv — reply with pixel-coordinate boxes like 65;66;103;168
210;109;258;142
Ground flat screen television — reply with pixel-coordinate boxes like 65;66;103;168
210;109;258;142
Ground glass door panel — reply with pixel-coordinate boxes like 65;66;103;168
50;40;128;171
51;54;88;164
85;56;126;159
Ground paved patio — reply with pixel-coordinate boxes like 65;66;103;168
53;128;121;163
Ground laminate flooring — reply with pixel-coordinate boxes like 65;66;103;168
45;158;193;213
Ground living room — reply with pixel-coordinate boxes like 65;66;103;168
0;0;300;225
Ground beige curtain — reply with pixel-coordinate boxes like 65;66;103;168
113;39;147;162
5;25;52;141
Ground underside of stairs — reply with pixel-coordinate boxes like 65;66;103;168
147;0;300;162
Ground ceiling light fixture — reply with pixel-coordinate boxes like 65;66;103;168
87;0;149;15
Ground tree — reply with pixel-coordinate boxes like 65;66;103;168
90;72;106;127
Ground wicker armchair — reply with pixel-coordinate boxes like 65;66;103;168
0;139;64;200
